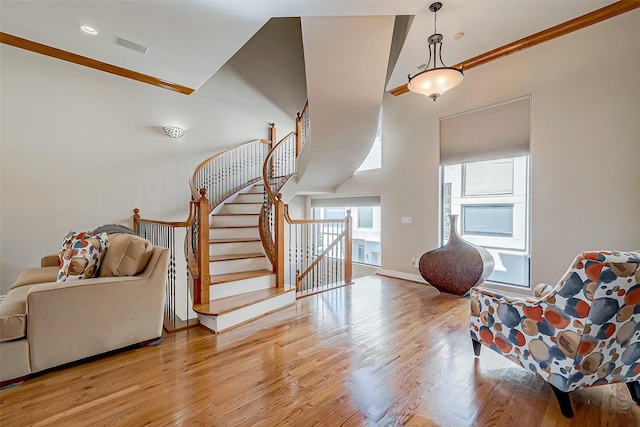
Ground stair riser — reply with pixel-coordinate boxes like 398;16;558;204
233;193;264;204
209;274;275;299
210;227;260;240
198;290;295;333
211;215;259;227
209;241;264;256
248;186;264;194
210;257;271;275
219;203;262;215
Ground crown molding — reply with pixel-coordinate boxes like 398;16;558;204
390;1;640;96
0;32;195;95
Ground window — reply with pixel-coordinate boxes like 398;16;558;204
462;205;513;237
358;207;374;229
463;158;514;196
312;205;381;266
439;98;531;288
441;156;530;287
357;109;382;171
324;208;346;220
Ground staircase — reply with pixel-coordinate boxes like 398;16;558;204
193;183;295;333
134;103;352;334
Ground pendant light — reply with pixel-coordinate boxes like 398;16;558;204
408;2;464;101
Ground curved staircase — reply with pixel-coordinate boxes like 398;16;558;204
134;103;353;334
194;183;295;333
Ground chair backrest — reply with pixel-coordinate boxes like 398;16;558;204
551;251;640;390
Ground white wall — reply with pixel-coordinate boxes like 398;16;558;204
380;10;640;287
0;22;302;292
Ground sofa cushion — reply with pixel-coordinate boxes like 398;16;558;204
57;231;108;282
0;285;34;342
11;266;59;290
100;234;154;277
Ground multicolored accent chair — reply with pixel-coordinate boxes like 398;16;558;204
470;251;640;418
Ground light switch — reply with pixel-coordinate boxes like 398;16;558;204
401;216;413;224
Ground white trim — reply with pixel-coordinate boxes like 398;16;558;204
376;269;427;284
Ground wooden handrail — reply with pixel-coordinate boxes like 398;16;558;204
284;205;348;225
0;32;195;95
389;0;640;96
132;189;210;323
295;101;309;156
133;201;197;231
300;100;309;120
189;139;271;200
262;131;296;204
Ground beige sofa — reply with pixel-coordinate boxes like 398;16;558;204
0;234;169;386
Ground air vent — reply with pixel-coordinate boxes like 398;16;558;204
114;36;148;54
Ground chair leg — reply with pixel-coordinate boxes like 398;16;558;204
472;339;482;357
627;381;640;404
550;384;574;418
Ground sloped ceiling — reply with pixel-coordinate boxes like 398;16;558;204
0;0;428;91
296;16;394;191
1;0;618;193
0;1;614;92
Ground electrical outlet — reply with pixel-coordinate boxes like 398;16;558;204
411;257;419;268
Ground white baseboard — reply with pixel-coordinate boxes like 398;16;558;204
376;270;533;298
376;269;427;284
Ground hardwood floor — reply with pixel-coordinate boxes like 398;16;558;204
1;275;638;426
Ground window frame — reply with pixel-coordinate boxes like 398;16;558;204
461;204;514;237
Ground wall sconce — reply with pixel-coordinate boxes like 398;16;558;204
163;126;185;138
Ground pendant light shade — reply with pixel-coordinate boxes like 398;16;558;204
408;2;464;101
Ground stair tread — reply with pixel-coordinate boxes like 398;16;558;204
209;253;266;262
210;237;261;243
210;269;273;285
194;286;293;316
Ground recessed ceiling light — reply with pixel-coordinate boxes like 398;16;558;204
79;25;98;35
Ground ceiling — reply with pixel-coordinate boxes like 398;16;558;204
0;1;616;93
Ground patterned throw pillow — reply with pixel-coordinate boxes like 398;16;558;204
57;231;108;282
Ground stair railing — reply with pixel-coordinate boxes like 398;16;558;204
186;138;273;302
190;139;272;210
133;188;209;331
261;101;353;293
285;207;353;296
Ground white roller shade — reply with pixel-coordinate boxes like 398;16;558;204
310;195;380;207
440;97;530;165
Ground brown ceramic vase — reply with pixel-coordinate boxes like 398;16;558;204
419;215;495;296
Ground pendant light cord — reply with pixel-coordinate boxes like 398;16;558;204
433;7;437;34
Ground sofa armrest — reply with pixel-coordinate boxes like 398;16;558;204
470;287;536;306
40;254;59;267
534;283;555;298
26;247;168;373
470;283;584;392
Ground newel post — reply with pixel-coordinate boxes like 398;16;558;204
133;208;140;234
345;210;353;285
274;193;285;288
269;122;277;147
196;188;210;304
295;112;302;156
